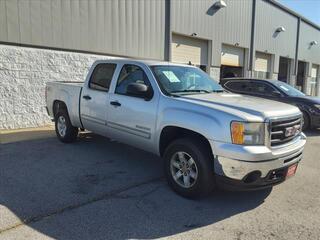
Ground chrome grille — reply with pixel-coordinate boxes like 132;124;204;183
270;116;302;146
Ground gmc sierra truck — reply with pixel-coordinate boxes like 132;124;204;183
46;59;306;198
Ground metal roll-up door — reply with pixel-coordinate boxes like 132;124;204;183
255;52;271;72
311;65;319;96
171;34;208;66
221;45;244;67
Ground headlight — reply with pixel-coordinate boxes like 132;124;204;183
231;121;265;145
314;104;320;110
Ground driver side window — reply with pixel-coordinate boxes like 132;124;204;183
115;64;151;95
250;82;280;96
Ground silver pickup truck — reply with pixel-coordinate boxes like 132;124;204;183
46;59;306;198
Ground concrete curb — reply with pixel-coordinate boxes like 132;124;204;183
0;125;55;144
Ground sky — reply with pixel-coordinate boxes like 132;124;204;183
278;0;320;25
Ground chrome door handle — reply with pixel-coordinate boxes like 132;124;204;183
110;101;121;107
83;95;92;100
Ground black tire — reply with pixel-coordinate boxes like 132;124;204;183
163;138;215;198
302;111;310;131
55;111;78;143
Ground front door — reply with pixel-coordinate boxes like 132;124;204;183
106;64;158;151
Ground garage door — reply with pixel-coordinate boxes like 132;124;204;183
255;52;271;72
221;44;244;67
311;66;318;78
171;34;208;66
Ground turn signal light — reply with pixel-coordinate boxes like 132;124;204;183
231;122;245;144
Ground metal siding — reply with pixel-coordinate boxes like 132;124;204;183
30;0;42;45
0;0;8;41
6;0;20;42
299;21;320;65
96;0;105;52
51;0;62;48
79;0;89;50
71;0;81;50
138;0;144;56
0;0;164;60
88;0;97;51
171;0;252;66
18;0;31;44
41;0;53;46
104;0;113;54
62;0;73;49
255;0;297;58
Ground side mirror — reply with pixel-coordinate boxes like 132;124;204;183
126;83;153;100
271;91;282;97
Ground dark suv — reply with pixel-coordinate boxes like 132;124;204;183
221;78;320;130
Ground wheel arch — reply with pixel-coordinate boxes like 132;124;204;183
159;126;214;158
53;100;69;119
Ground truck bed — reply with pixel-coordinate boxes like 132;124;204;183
46;81;84;128
49;81;84;87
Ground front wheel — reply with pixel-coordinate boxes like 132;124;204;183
163;138;215;198
302;111;310;131
55;111;78;143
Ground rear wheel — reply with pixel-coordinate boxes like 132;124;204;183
164;138;215;198
55;111;78;143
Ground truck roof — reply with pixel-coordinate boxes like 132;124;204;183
221;77;280;83
93;58;195;68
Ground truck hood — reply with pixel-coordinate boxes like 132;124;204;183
178;92;301;120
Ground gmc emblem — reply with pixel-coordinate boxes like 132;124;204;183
285;125;300;137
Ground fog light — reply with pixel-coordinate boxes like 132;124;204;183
243;171;261;183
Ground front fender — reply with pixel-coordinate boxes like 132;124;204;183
156;107;236;148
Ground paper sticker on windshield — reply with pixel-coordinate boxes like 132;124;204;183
163;71;180;83
280;86;289;91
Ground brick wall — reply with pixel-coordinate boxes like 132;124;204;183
0;44;113;129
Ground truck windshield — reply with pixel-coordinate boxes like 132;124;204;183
273;81;305;97
151;65;224;95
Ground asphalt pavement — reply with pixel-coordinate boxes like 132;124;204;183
0;127;319;240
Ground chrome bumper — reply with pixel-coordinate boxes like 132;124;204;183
210;133;306;180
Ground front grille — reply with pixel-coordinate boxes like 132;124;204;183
270;116;302;146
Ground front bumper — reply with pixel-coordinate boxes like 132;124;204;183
210;133;306;190
215;164;297;191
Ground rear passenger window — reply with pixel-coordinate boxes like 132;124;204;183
89;63;116;91
225;81;251;92
250;82;278;96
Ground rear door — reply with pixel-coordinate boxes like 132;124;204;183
106;63;159;151
80;62;117;134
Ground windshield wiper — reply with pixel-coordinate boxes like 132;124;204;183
211;89;225;93
171;89;212;94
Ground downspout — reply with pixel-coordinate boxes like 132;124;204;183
294;17;301;85
249;0;257;77
164;0;171;61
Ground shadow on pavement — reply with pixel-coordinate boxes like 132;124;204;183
0;132;271;239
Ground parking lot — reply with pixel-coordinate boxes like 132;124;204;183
0;127;319;240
